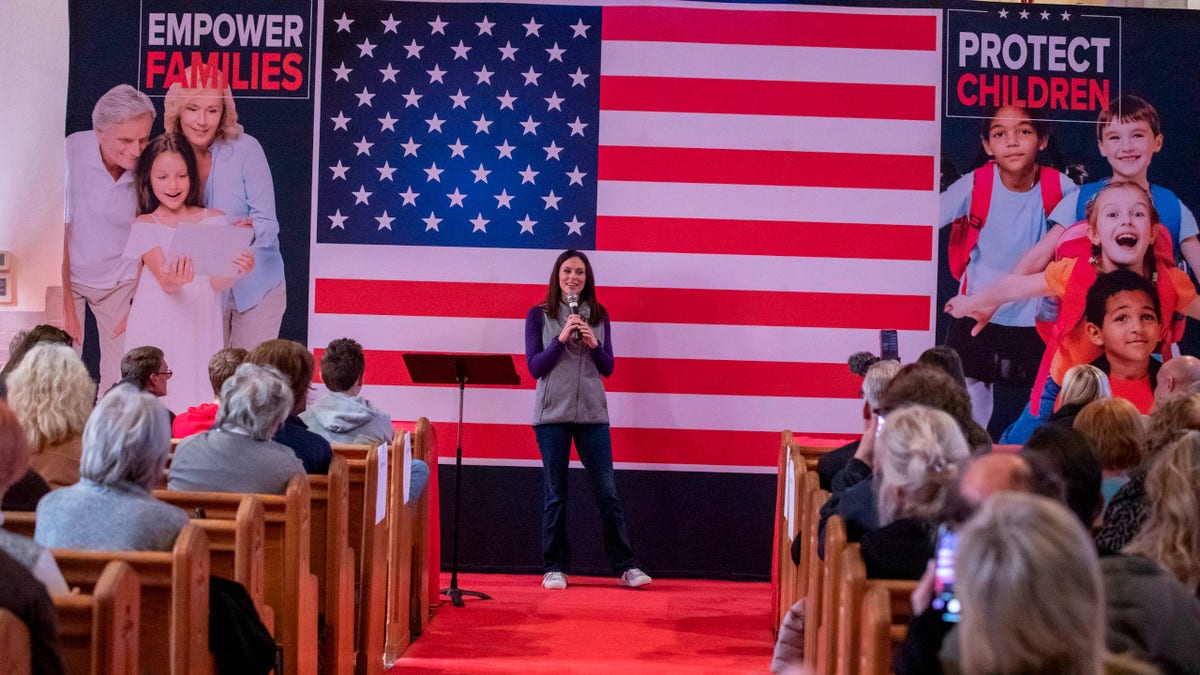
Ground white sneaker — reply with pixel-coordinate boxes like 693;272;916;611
618;568;652;588
542;571;567;590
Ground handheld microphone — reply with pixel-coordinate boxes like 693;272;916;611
567;294;581;342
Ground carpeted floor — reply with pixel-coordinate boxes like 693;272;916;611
391;573;774;673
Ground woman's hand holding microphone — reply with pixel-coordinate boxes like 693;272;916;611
557;315;598;348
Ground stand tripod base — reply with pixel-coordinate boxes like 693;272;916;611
440;586;492;608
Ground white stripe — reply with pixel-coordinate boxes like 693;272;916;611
597;182;937;225
444;457;776;474
601;41;940;87
599;111;939;157
309;243;933;294
357;385;865;434
308;314;935;365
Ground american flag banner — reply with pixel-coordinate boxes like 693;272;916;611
309;0;942;471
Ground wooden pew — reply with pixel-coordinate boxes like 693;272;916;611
52;522;212;675
189;495;271;630
858;584;893;675
308;455;355;675
55;560;141;675
0;608;31;675
801;488;830;670
835;546;867;675
407;419;435;637
816;515;849;675
330;443;384;671
772;430;794;635
355;443;389;675
785;444;815;612
157;476;319;675
383;431;414;664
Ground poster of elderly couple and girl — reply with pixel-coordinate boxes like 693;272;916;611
64;0;1200;445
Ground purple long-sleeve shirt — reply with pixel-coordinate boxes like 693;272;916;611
525;306;615;380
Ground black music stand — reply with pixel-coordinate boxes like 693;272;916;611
403;353;520;607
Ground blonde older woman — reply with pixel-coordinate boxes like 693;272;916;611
6;344;95;487
1125;431;1200;594
163;66;284;350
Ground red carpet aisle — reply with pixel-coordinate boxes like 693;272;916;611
390;573;773;673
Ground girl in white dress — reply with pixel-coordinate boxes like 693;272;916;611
123;133;254;412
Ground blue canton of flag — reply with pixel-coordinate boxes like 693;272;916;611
317;1;601;249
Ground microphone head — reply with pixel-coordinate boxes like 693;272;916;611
566;294;579;307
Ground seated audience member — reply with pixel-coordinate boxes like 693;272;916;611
815;359;901;492
169;363;305;494
7;344;95;488
1125;431;1200;595
1043;363;1111;433
0;401;69;596
172;348;247;438
301;338;430;502
1074;399;1145;509
246;340;332;474
0;549;65;675
1097;394;1200;553
35;385;188;552
1154;354;1200;407
117;345;175;421
1;467;50;511
915;344;967;389
0;324;72;399
859;405;970;580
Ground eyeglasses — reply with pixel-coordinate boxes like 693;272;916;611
155;370;173;379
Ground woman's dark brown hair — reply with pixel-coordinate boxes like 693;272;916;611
539;249;606;325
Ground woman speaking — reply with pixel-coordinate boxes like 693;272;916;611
525;250;651;591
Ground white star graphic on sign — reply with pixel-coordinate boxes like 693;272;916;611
523;17;543;37
495;140;515;159
334;13;354;33
424;163;444;182
997;9;1008;19
426;112;444;132
352;185;373;204
543;141;563;161
353;136;374;156
329;161;349;180
565;216;585;235
402;88;422;108
569;68;589;87
328;209;348;228
380;14;400;33
376;211;395;230
494;189;514;209
428;15;448;35
1040;10;1050;20
447;138;468;158
518;214;537;234
377;161;396;181
1019;9;1030;19
566;166;587;186
475;66;494;85
447;188;467;207
542;190;561;210
355;87;375;107
377;112;397;132
451;40;472;60
520;116;540;135
570;19;590;38
522;67;543;87
330;111;350;130
449;89;470;109
498;41;519;61
519;165;539;184
568;117;588;137
423;212;442;231
471;164;491;183
470;213;490;233
546;43;565;62
401;137;421;156
357;39;376;58
545;92;564;111
379;63;399;83
332;62;353;81
399;186;419;206
404;39;424;59
1061;10;1071;20
497;90;517;110
476;16;495;36
473;115;493;134
427;64;447;83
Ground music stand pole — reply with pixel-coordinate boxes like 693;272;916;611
443;362;490;607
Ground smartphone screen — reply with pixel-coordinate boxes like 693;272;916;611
880;329;900;361
930;524;961;623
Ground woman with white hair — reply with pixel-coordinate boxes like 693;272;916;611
7;343;96;488
168;363;304;494
34;385;187;551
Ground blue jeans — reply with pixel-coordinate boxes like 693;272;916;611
534;423;636;574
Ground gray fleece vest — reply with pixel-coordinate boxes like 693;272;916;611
533;302;609;426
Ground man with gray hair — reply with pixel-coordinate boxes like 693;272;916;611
62;84;156;393
815;358;903;491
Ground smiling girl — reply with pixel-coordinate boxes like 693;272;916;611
122;133;253;412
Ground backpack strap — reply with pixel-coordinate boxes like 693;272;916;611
1149;184;1182;247
1038;167;1063;222
947;162;996;281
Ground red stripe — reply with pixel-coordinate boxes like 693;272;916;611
596;216;932;261
601;6;937;52
313;280;930;331
315;349;863;399
598;146;933;191
599;76;936;122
